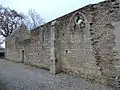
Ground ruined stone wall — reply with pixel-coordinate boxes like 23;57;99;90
55;11;101;79
24;24;51;69
5;26;27;62
6;23;52;69
89;0;120;86
6;36;24;62
53;0;120;87
6;0;120;88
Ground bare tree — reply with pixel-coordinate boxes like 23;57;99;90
0;5;24;37
0;36;5;44
24;9;45;30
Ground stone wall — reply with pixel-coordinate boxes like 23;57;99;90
6;23;52;69
6;0;120;88
24;24;52;69
54;11;101;79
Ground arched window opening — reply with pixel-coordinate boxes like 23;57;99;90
75;15;85;28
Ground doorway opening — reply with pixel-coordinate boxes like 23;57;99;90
21;50;24;63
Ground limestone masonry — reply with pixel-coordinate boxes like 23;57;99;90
5;0;120;88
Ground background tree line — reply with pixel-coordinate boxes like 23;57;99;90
0;5;45;47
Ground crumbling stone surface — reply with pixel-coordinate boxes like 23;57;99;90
5;0;120;88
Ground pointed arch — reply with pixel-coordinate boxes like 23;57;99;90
68;11;87;35
69;11;87;25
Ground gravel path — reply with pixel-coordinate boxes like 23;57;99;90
0;59;115;90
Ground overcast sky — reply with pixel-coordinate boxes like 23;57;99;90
0;0;104;48
0;0;104;22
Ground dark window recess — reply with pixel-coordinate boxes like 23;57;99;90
90;32;94;35
111;0;115;2
91;38;94;41
65;50;68;53
114;3;119;5
22;50;24;63
55;59;58;63
89;29;93;31
62;33;64;36
113;6;119;8
42;30;45;43
76;16;81;23
90;23;93;26
109;10;114;13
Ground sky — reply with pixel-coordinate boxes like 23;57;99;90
0;0;104;22
0;0;104;48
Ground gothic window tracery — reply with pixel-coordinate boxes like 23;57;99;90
68;12;87;43
75;15;85;29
